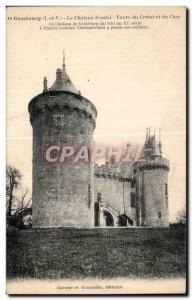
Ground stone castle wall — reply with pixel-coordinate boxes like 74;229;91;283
134;157;169;227
94;163;136;224
29;91;97;227
142;168;169;226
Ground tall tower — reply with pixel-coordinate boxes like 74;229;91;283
28;54;97;227
133;129;170;227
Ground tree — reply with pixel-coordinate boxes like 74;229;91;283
13;187;32;216
6;165;22;216
176;208;186;225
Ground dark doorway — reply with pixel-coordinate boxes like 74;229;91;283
118;214;128;226
118;214;133;226
94;202;100;227
103;210;114;227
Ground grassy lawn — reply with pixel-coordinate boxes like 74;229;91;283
7;226;186;279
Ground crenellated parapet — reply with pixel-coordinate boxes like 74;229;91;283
94;163;132;182
133;156;170;172
28;90;97;129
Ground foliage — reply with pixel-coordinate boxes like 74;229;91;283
176;208;186;225
6;165;22;216
6;165;32;227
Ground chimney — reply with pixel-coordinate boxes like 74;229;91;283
56;69;62;81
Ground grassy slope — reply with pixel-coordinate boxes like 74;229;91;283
7;227;186;279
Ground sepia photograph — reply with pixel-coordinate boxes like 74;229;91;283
6;6;187;294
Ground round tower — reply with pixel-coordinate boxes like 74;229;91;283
134;129;170;227
28;54;97;227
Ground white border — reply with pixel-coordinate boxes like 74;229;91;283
1;0;191;299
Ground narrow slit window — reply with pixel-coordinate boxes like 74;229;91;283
130;192;135;208
165;183;168;196
88;184;91;208
97;192;101;202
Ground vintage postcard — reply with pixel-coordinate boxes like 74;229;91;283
6;6;187;295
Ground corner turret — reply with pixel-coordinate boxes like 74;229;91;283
134;128;170;227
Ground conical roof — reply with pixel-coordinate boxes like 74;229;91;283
140;128;162;158
49;53;78;94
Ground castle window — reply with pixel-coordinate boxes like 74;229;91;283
130;192;135;208
88;184;91;208
130;181;135;188
97;192;101;203
165;183;168;196
158;212;161;219
165;197;168;208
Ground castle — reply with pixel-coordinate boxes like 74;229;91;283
28;55;170;228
